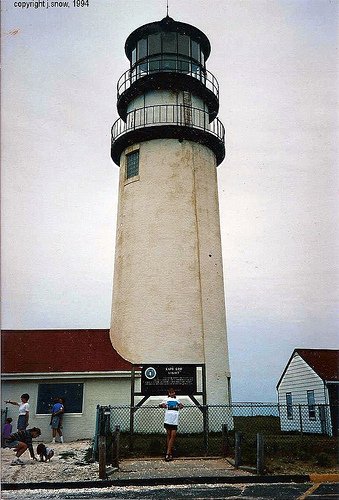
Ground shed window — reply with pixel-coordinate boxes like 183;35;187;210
37;383;84;414
286;392;293;419
307;390;316;420
126;150;139;179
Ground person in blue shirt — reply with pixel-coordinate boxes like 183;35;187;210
50;397;65;443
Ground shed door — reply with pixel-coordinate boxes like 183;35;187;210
328;384;339;437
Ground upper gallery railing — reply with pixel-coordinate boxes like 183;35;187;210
117;57;219;101
111;104;225;143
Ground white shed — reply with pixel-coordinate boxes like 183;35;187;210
277;349;338;436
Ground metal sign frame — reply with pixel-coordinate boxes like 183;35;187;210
129;364;208;449
131;363;206;408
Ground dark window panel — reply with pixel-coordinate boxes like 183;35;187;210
36;383;84;414
126;150;139;179
148;33;161;55
178;34;189;57
162;31;177;53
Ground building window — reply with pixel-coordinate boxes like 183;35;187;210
286;392;293;419
307;390;316;420
36;383;84;414
126;150;139;179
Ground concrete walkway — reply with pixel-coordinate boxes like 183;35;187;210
111;456;252;481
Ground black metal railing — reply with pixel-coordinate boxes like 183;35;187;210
111;104;225;144
117;57;219;100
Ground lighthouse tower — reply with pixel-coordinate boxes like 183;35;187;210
110;16;231;404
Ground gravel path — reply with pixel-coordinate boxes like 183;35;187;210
1;440;97;484
1;440;251;484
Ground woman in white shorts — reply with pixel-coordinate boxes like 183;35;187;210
160;388;183;462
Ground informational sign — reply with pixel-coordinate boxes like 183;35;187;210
141;364;197;395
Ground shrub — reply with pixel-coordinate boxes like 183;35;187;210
316;452;334;467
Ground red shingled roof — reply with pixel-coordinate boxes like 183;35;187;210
296;349;339;381
1;330;132;373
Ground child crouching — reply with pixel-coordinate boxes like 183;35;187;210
37;443;54;461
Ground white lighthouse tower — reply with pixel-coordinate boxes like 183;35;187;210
110;16;231;405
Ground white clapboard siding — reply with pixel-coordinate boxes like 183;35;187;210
278;353;326;404
278;352;332;435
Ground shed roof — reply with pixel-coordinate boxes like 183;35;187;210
277;348;339;388
1;329;132;374
296;349;339;381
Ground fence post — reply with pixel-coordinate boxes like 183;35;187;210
129;406;135;452
256;433;264;475
111;424;120;469
98;406;111;479
203;405;209;455
234;431;242;468
222;424;228;457
93;405;100;459
98;435;106;480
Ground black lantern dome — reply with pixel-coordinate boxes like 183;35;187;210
111;17;225;166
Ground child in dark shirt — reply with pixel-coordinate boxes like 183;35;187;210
4;427;41;465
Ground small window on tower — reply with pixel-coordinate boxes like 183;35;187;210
126;150;139;179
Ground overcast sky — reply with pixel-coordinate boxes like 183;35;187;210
1;0;338;402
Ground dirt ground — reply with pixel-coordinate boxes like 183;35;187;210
1;440;337;484
1;440;253;484
1;440;97;484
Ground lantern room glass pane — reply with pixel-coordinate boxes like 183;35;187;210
131;47;136;66
149;56;160;72
137;38;147;60
162;32;177;53
178;34;189;57
191;40;200;62
178;58;189;72
163;56;176;70
148;33;161;55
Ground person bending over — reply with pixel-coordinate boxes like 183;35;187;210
5;427;41;466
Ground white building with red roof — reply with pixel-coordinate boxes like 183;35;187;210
277;348;338;436
1;329;132;441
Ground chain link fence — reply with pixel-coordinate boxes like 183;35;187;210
94;403;338;471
